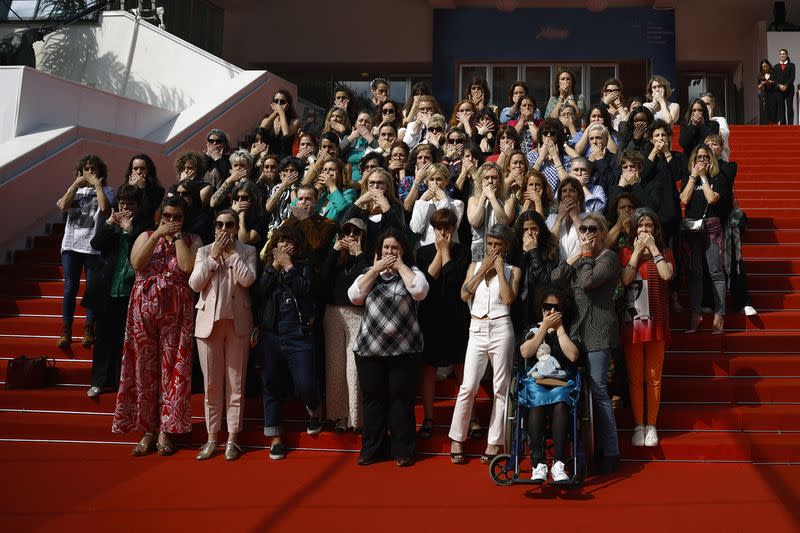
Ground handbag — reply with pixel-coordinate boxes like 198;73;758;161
680;182;713;232
5;356;55;389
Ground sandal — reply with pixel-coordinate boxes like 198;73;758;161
469;419;484;440
156;432;176;456
131;432;155;457
417;418;434;440
450;442;466;464
480;445;501;464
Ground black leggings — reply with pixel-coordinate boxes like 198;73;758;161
528;402;569;464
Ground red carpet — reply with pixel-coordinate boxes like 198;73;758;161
0;442;798;531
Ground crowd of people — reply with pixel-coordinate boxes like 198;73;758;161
55;70;757;481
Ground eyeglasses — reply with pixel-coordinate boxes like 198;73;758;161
427;127;444;133
236;195;251;201
273;99;287;104
578;225;599;234
695;155;710;161
541;130;555;137
382;108;395;115
542;303;561;312
161;213;184;222
342;227;362;237
215;220;236;230
207;138;223;144
448;138;465;144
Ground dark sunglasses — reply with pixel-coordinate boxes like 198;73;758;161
541;130;555;137
236;195;251;201
448;138;465;144
578;225;600;234
215;220;236;230
161;213;184;222
273;99;287;104
542;303;561;312
342;227;362;237
207;138;224;144
382;108;396;115
428;127;444;133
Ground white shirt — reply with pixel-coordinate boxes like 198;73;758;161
546;212;582;260
469;262;513;318
59;185;115;254
409;196;464;248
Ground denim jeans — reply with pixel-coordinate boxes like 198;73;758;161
61;250;98;324
258;323;319;437
587;349;619;457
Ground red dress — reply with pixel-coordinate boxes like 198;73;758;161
112;233;197;434
618;247;674;345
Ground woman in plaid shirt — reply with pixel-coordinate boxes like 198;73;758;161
348;228;429;467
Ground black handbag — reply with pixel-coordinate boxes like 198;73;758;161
681;182;712;232
5;356;55;389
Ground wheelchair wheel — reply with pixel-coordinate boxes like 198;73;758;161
489;454;515;486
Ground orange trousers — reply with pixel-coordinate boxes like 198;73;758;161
623;339;666;426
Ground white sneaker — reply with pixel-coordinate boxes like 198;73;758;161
743;306;758;316
551;460;569;482
531;462;548;482
644;425;659;447
631;425;645;447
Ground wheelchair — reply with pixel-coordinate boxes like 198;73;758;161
489;360;595;487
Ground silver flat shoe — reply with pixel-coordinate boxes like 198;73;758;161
196;440;218;461
224;442;243;461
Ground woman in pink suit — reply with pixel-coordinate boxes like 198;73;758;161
189;209;258;461
112;196;201;456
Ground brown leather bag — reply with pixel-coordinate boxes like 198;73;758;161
5;356;55;389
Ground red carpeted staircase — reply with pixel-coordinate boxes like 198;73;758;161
1;125;799;463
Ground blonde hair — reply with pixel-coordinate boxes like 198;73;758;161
422;162;449;183
472;162;507;200
585;123;609;142
580;212;609;236
359;168;399;202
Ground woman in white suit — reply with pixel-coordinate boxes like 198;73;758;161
188;209;257;461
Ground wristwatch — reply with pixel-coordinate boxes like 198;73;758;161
172;232;184;242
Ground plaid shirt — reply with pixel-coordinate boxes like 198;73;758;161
350;269;428;357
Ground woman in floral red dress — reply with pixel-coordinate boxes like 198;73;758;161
112;196;201;456
619;207;674;449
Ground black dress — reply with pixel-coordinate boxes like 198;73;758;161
415;242;470;367
759;74;779;125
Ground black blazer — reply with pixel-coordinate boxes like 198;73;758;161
81;217;150;312
773;61;796;89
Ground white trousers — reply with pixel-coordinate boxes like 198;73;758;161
448;317;514;446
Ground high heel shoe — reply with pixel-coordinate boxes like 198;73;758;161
156;432;175;456
711;315;724;335
132;432;156;456
686;314;703;334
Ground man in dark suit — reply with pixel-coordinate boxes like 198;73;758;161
774;48;796;125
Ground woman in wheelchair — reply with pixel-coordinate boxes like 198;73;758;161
520;287;580;483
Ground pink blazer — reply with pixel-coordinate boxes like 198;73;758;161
188;240;257;339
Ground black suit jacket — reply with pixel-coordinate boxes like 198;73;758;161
773;61;796;89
